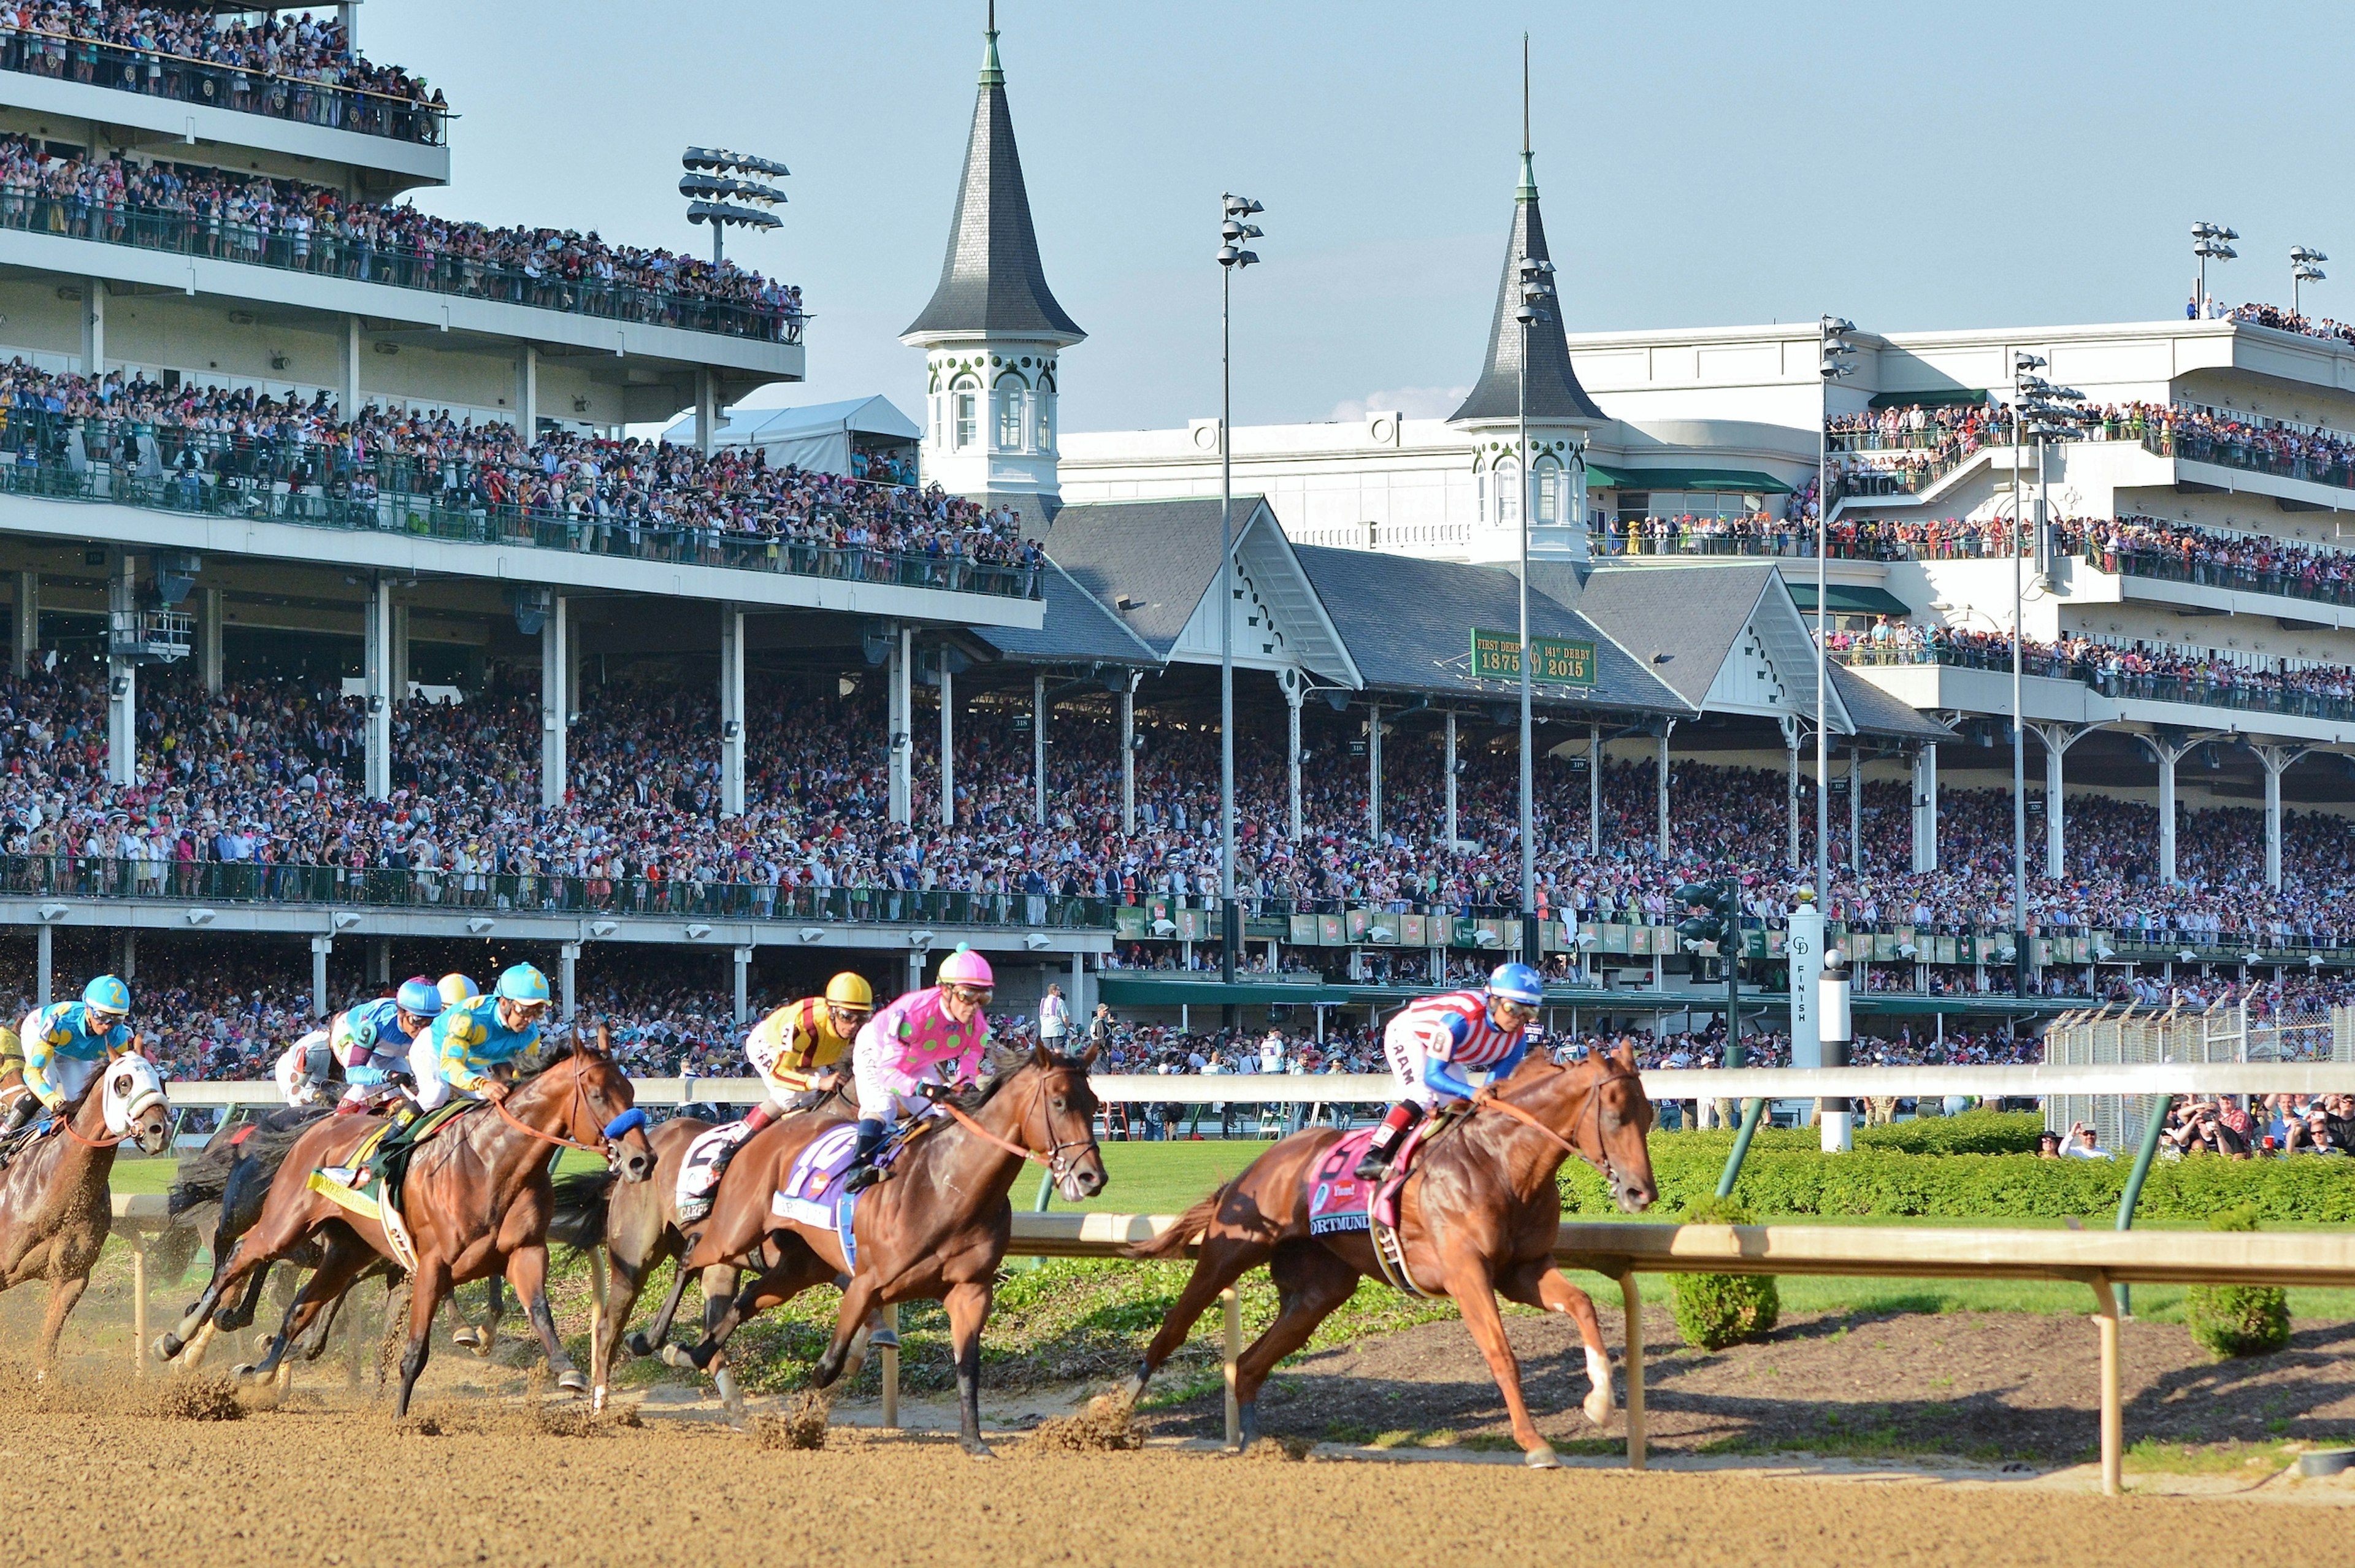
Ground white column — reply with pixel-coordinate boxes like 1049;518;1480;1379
732;946;752;1025
106;554;135;787
558;941;579;1022
2157;746;2178;886
515;344;538;437
362;577;392;800
1656;724;1674;860
694;367;718;457
369;937;389;986
2252;744;2309;893
1589;722;1601;856
718;603;745;817
34;924;51;1008
1284;678;1302;841
1122;673;1139;836
12;569;34;676
310;936;332;1020
1784;721;1801;869
1070;950;1087;1028
197;584;222;694
887;626;911;826
540;595;569;807
390;603;410;699
939;657;956;828
1367;702;1382;841
1444;710;1458;847
1911;745;1939;874
81;277;104;378
1849;746;1863;871
1787;904;1825;1068
1032;671;1047;827
341;313;362;419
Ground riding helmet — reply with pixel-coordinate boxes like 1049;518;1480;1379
437;973;481;1007
824;971;875;1012
396;976;446;1018
936;946;994;987
496;963;551;1005
82;974;131;1017
1486;962;1545;1007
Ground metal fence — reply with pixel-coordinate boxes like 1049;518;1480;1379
2040;1001;2354;1150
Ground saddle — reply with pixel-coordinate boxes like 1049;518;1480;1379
767;1114;941;1269
1304;1112;1460;1298
305;1101;473;1270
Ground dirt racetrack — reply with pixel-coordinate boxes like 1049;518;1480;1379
0;1375;2348;1568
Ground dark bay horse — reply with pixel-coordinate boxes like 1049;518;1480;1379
0;1052;170;1363
657;1044;1107;1456
154;1042;656;1415
1125;1047;1656;1466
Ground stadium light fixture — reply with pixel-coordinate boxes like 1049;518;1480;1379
2190;222;2237;317
1513;250;1558;965
681;147;790;266
1215;191;1266;1021
2292;245;2328;317
1813;313;1860;905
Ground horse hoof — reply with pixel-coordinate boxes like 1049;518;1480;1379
229;1363;258;1383
556;1370;589;1396
624;1332;653;1359
1583;1389;1613;1426
152;1333;183;1363
960;1437;997;1461
1525;1446;1563;1469
451;1327;481;1348
657;1342;691;1371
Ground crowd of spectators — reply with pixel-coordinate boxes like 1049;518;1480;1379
0;134;800;337
2060;513;2355;604
0;4;446;143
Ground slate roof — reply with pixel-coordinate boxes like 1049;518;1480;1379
1571;564;1781;711
1829;662;1958;743
1044;497;1239;656
901;30;1082;343
970;558;1160;666
1449;157;1605;425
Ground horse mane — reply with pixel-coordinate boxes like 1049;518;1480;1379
962;1042;1090;1111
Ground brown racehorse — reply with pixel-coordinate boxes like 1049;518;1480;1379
153;1041;656;1415
1125;1047;1656;1466
655;1044;1108;1456
0;1051;170;1364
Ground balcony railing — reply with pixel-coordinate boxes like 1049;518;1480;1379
0;27;448;145
1832;642;2355;724
0;855;1113;929
2067;537;2355;613
0;413;1046;600
0;189;800;346
1588;521;2021;562
2142;426;2355;493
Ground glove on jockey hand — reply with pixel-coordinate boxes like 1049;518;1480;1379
917;1079;954;1103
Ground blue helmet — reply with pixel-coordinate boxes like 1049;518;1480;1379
1486;962;1544;1008
495;963;551;1006
395;977;445;1019
82;974;131;1018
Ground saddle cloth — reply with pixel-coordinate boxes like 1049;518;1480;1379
770;1122;865;1270
675;1119;752;1217
1305;1120;1434;1237
307;1102;470;1227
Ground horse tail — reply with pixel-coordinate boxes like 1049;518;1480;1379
548;1169;616;1253
1124;1185;1226;1261
165;1106;325;1217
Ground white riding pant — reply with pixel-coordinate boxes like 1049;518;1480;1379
1380;1017;1455;1112
34;1052;99;1108
849;1034;942;1124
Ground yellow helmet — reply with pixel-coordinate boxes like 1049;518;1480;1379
437;973;482;1008
824;972;875;1013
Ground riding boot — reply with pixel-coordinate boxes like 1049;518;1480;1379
0;1094;31;1167
1355;1103;1423;1182
705;1103;777;1187
840;1119;887;1193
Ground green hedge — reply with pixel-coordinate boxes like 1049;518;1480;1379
1659;1111;2046;1159
1561;1137;2355;1223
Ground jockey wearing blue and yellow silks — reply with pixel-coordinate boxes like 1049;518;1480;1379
407;964;551;1111
1;975;133;1135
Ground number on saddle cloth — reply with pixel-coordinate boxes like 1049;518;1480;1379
673;1118;759;1220
1308;1117;1443;1237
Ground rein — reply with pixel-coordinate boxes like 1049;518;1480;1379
485;1060;638;1155
58;1115;128;1149
939;1071;1093;1181
1474;1057;1632;1171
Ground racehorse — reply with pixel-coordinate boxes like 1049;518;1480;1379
153;1039;656;1416
0;1052;170;1364
1124;1047;1655;1467
656;1043;1106;1456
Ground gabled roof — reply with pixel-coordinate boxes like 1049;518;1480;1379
900;28;1083;345
659;394;916;449
1449;153;1604;426
1045;497;1359;686
970;557;1161;667
1571;564;1850;732
1829;662;1958;743
1291;546;1684;714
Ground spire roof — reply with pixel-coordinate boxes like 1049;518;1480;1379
1448;153;1604;426
901;21;1083;345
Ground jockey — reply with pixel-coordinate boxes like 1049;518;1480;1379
699;971;875;1189
1;976;134;1138
272;977;446;1112
1354;962;1542;1182
841;947;994;1193
409;964;551;1112
437;973;481;1009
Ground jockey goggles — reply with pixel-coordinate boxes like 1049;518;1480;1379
944;983;994;1006
1490;998;1539;1027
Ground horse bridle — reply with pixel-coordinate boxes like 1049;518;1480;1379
1473;1057;1631;1191
940;1067;1097;1184
487;1056;640;1159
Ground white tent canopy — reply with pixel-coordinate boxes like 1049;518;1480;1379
661;395;919;477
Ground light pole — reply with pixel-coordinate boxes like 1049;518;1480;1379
2292;246;2329;318
1516;254;1557;963
681;147;789;266
2190;221;2237;318
2007;351;2047;995
1814;316;1857;901
1217;193;1263;1012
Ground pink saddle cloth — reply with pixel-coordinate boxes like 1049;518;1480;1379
1305;1123;1430;1236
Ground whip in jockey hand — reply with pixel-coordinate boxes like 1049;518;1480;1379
270;976;446;1114
1354;963;1542;1182
700;972;875;1189
0;976;133;1149
841;946;994;1194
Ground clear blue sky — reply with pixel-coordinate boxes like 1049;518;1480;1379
373;1;2350;431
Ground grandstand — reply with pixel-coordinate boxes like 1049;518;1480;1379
1;10;2351;1089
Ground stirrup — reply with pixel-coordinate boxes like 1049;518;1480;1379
1353;1151;1390;1182
841;1161;881;1194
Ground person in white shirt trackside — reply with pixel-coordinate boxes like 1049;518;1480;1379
1039;982;1071;1052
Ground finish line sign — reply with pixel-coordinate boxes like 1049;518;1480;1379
1470;628;1599;687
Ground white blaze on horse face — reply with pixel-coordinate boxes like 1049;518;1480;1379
102;1055;168;1136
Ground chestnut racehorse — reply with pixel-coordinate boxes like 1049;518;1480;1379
154;1041;656;1415
0;1051;170;1364
653;1043;1108;1455
1125;1047;1655;1466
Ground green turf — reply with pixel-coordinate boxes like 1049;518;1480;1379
107;1156;178;1195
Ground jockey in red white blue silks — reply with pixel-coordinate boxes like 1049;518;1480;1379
841;946;994;1193
272;977;445;1112
2;974;133;1136
1354;962;1544;1181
